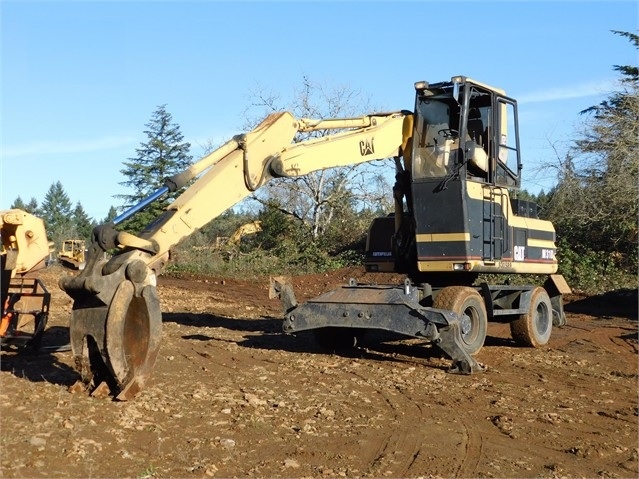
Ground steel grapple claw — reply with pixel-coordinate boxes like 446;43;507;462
60;249;162;400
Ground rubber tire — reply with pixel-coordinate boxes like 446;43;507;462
313;327;364;352
510;287;553;347
433;286;488;356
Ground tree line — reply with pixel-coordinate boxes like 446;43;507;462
540;30;638;290
9;31;637;292
11;183;117;250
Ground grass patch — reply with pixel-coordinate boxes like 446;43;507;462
168;241;637;296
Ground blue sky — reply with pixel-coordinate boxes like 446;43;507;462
2;0;637;221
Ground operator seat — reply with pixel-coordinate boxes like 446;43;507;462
467;108;485;147
466;108;489;177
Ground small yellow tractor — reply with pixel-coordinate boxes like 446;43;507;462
58;239;87;270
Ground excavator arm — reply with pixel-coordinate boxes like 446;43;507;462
60;110;411;399
227;221;262;247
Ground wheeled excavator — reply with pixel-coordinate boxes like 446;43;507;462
60;75;571;400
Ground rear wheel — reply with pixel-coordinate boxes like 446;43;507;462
433;286;487;355
510;287;552;347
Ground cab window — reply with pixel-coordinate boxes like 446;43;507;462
495;99;520;187
412;98;461;179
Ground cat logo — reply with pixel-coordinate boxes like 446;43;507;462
359;137;375;156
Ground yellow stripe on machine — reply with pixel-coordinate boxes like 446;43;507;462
417;259;558;274
416;232;471;242
527;238;556;248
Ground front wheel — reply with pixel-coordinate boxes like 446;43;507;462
433;286;487;355
510;287;553;347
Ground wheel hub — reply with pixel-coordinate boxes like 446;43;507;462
460;313;472;335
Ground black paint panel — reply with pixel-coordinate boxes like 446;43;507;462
411;178;555;263
411;178;469;260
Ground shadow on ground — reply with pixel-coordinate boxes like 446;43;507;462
566;288;638;320
163;311;511;372
0;326;78;387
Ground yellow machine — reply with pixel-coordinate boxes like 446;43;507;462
61;76;570;399
58;239;87;270
0;209;52;349
227;220;262;247
213;220;263;249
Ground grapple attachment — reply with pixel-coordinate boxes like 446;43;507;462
60;249;162;400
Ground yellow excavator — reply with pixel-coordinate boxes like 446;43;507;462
212;220;263;249
1;209;52;349
227;220;262;247
61;75;570;400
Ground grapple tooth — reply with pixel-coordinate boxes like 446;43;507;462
64;252;162;400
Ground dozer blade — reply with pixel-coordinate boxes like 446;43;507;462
60;250;162;400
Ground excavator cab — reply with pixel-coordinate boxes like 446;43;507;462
393;77;558;284
411;76;520;187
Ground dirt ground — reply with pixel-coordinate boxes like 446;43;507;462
1;264;637;479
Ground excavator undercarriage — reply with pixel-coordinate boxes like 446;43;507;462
273;277;483;374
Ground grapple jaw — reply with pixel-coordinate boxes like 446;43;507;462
60;248;162;400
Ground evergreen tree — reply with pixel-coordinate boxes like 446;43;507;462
40;181;74;247
256;200;294;250
102;206;118;224
116;105;193;232
547;30;638;262
11;196;40;215
73;202;94;239
26;197;40;215
11;196;26;210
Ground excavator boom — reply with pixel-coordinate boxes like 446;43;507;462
145;111;406;271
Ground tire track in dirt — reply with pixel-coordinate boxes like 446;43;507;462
348;368;426;478
341;350;487;479
560;322;637;356
456;418;484;478
165;308;438;477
